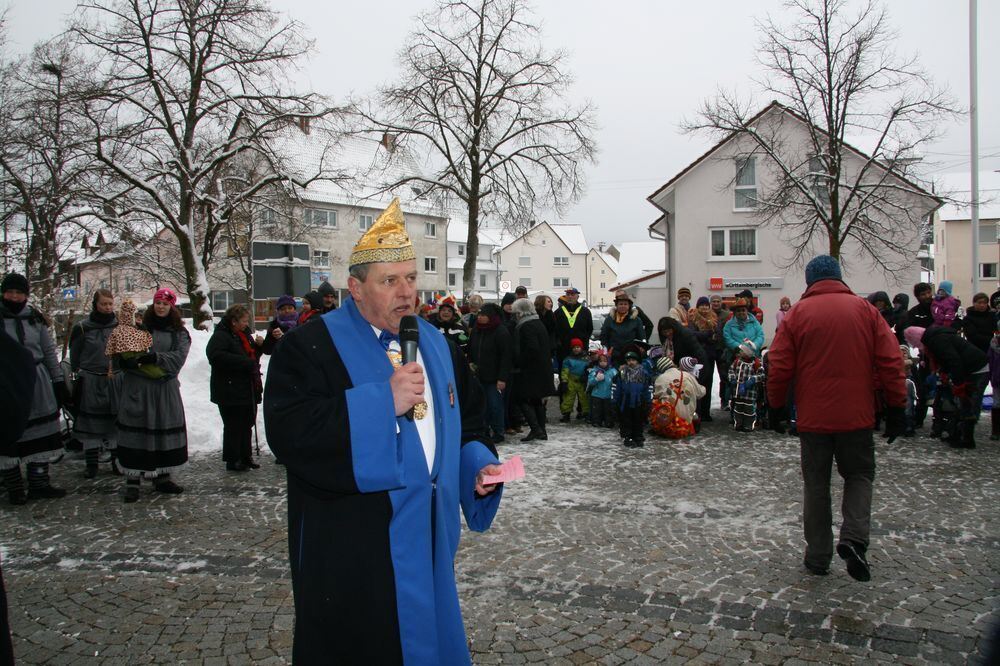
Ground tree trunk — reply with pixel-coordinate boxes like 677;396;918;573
175;225;212;330
462;194;480;301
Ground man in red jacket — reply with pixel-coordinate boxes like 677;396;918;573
767;255;906;582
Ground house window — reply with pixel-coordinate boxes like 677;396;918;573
448;273;456;287
424;222;437;238
553;256;569;266
457;244;465;256
600;282;606;289
479;274;487;287
709;228;757;259
600;269;605;275
980;263;997;279
305;208;337;228
553;277;569;288
258;208;277;227
518;256;531;267
312;250;331;268
124;276;135;292
809;155;828;200
734;157;757;209
359;214;374;231
424;257;437;273
211;290;236;311
978;222;997;244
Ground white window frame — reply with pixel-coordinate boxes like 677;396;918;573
448;272;456;287
518;256;531;267
312;250;331;268
734;157;757;211
979;262;997;280
479;273;488;287
258;208;278;227
457;244;465;256
359;213;374;231
553;256;569;267
305;208;337;228
211;290;236;311
424;257;437;273
708;227;758;261
553;277;569;288
424;222;437;238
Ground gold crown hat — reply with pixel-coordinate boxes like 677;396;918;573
349;197;415;267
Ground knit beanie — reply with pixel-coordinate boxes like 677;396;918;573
696;296;710;307
1;273;29;294
804;255;842;286
500;292;516;306
938;280;953;296
276;294;296;309
903;326;926;351
317;281;335;296
677;287;691;299
656;356;674;372
570;338;584;350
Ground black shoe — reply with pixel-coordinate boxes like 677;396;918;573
84;465;98;479
27;485;67;500
836;542;871;582
623;438;634;447
8;489;27;506
154;480;184;494
560;414;570;423
492;436;505;445
123;486;139;503
226;461;249;472
245;460;261;470
701;415;714;423
576;412;585;420
535;429;548;441
804;562;829;576
633;438;645;448
520;431;537;442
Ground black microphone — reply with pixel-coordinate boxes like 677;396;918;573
398;315;420;421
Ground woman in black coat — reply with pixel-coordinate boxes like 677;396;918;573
657;316;706;366
511;298;552;441
956;292;995;353
916;325;989;449
467;303;512;444
206;303;264;471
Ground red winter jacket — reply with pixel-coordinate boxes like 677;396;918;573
766;279;906;433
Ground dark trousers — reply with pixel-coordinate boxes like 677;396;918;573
619;405;647;441
219;404;255;463
716;356;731;405
697;357;716;418
799;430;875;569
590;397;612;426
481;381;505;441
914;364;931;427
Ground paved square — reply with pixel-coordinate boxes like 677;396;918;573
2;413;998;664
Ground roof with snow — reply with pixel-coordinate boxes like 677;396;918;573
614;241;665;283
934;171;1000;221
549;224;589;255
447;221;501;247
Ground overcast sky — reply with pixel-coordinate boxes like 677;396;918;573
5;0;998;246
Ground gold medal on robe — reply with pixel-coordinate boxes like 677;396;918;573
386;349;428;420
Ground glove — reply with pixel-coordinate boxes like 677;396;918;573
884;406;906;444
138;352;157;365
558;380;567;396
951;382;970;399
53;382;71;410
768;405;787;434
118;356;140;369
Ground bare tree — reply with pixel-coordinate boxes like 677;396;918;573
0;36;101;311
74;0;336;328
355;0;596;298
685;0;955;276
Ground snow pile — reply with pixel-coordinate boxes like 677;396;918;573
177;322;270;457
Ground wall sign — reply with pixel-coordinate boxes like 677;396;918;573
707;277;784;291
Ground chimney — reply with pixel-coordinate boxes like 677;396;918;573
381;132;397;152
298;116;311;135
597;241;606;252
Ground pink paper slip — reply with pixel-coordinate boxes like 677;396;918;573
485;455;525;484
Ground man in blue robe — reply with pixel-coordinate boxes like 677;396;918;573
264;198;503;664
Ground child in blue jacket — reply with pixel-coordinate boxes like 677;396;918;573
587;352;617;427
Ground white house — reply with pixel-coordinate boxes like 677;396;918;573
585;247;619;307
647;101;942;342
446;222;501;300
497;222;589;301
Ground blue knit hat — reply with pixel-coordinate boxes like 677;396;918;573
938;280;953;296
804;255;842;286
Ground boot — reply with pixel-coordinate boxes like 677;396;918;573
109;450;123;476
942;416;961;445
991;409;1000;441
559;413;570;423
84;448;99;479
534;405;548;440
26;463;66;500
521;405;544;442
123;478;140;503
4;467;26;506
153;474;184;494
954;420;976;449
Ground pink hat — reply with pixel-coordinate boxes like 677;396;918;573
903;326;925;351
153;287;178;306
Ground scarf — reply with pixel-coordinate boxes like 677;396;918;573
105;301;153;356
1;298;26;314
90;310;116;326
515;312;539;329
277;312;299;331
236;328;257;362
147;313;174;331
236;327;263;395
476;314;501;331
688;308;717;331
613;308;630;324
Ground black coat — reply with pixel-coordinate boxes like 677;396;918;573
514;318;555;401
956;308;995;353
599;311;647;358
553;302;593;358
900;302;933;334
921;326;988;384
0;326;35;447
659;318;707;365
206;320;263;406
467;323;512;384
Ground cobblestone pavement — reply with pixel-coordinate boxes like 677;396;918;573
2;408;998;664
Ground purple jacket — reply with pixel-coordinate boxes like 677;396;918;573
931;295;960;327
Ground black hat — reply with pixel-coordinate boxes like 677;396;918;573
303;291;323;310
500;292;516;306
317;281;336;296
1;273;28;294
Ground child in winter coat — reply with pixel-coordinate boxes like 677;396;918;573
931;280;961;327
650;356;705;438
613;350;652;447
899;345;917;437
560;338;590;422
586;353;617;427
728;341;764;431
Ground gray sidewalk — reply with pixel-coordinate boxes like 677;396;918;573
2;416;998;664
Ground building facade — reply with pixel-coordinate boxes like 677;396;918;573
497;222;589;301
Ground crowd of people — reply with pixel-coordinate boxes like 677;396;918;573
1;265;997;506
